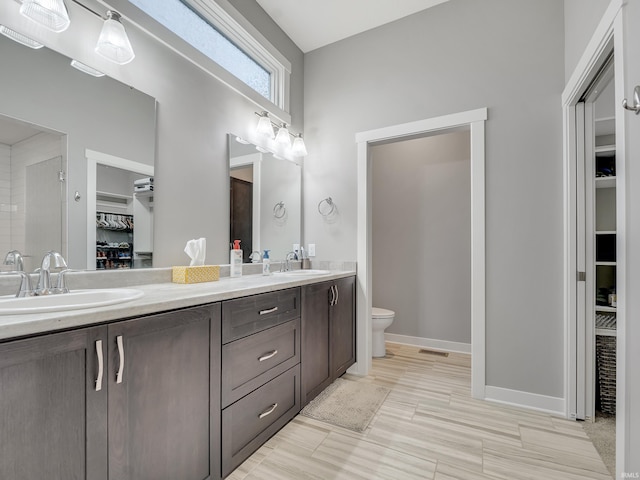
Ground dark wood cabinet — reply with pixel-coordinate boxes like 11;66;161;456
221;365;300;477
0;304;221;480
0;276;354;480
108;304;221;480
300;281;332;406
301;276;356;407
220;289;301;477
0;327;108;480
330;276;356;379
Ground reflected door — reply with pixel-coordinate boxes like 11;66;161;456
230;177;252;262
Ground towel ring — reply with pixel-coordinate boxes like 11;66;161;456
273;201;286;219
318;197;336;217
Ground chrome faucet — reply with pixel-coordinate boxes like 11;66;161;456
249;251;263;263
0;271;33;297
282;251;298;272
3;250;25;272
1;250;32;297
35;251;68;295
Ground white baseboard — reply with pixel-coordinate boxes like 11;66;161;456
384;333;471;354
484;386;565;417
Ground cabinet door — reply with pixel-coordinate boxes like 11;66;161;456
331;276;356;379
301;281;332;406
108;304;221;480
0;327;107;480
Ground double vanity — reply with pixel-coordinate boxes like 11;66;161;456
0;269;356;480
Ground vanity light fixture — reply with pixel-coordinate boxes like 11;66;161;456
19;0;71;33
70;59;105;77
0;25;44;49
256;111;275;139
95;11;135;65
253;111;308;157
274;123;291;148
291;134;308;157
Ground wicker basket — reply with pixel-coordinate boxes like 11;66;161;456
595;334;616;415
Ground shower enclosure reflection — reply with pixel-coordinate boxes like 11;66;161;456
0;115;66;272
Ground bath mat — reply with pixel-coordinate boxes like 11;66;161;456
300;378;390;432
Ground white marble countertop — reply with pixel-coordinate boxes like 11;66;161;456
0;270;356;341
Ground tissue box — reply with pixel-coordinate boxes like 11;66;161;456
172;265;220;284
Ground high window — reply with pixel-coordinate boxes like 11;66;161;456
129;0;288;107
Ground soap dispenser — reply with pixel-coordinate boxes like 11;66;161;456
230;240;243;278
262;250;271;276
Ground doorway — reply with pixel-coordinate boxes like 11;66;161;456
370;130;472;353
562;7;627;473
355;108;487;399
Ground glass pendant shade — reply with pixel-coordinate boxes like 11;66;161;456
0;25;44;49
256;113;275;138
20;0;70;33
275;124;291;148
291;134;308;157
95;11;135;65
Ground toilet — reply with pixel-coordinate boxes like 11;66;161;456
371;307;395;358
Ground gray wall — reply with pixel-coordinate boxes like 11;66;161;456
371;131;471;345
303;0;565;397
0;0;303;267
564;0;611;82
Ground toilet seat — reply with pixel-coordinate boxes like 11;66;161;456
372;307;394;318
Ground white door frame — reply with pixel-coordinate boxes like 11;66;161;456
354;108;487;399
562;0;626;474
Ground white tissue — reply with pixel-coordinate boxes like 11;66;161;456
184;238;206;266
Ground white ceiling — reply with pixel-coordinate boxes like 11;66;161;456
256;0;450;53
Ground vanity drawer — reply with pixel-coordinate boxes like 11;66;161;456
221;364;300;477
222;288;300;343
222;318;300;408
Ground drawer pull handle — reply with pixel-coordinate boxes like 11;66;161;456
259;306;279;315
259;403;278;419
116;335;125;384
258;350;278;362
95;340;104;392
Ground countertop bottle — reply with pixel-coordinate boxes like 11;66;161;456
230;240;242;278
262;250;271;276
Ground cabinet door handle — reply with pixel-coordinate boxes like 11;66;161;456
259;306;279;315
258;350;278;362
258;403;278;419
334;284;339;305
95;340;104;392
329;285;336;306
116;335;125;384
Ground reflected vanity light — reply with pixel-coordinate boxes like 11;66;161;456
19;0;70;33
235;136;250;145
0;25;44;49
95;11;135;65
253;111;308;157
274;123;291;148
291;134;308;157
70;59;105;77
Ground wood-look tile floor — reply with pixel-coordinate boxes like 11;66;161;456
228;343;612;480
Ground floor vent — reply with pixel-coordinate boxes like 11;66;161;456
418;349;449;357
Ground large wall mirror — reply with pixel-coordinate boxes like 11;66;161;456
228;134;301;263
0;34;156;271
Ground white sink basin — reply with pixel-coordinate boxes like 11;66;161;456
0;288;144;315
275;269;331;276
